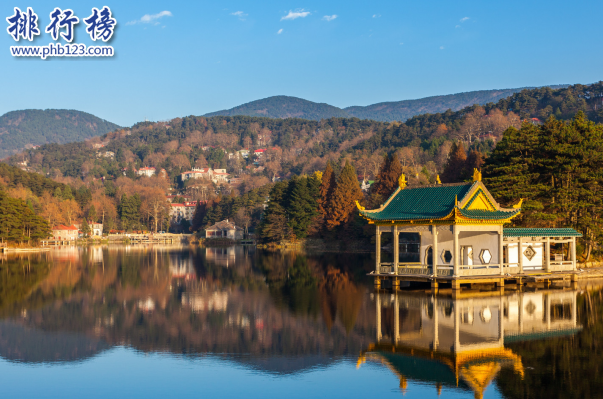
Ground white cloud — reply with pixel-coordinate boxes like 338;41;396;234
372;14;381;18
400;42;404;45
277;28;283;34
455;24;460;28
231;11;247;20
322;15;337;21
281;9;311;21
440;46;445;50
460;16;469;22
127;11;172;25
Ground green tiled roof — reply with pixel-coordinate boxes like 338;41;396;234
359;182;519;221
459;209;520;220
503;228;582;237
360;183;473;221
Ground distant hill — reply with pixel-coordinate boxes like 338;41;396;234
204;95;349;120
0;109;121;159
205;86;570;122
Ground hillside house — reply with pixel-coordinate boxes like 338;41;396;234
137;167;156;177
205;220;244;240
52;225;79;241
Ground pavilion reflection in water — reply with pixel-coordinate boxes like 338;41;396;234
360;290;581;398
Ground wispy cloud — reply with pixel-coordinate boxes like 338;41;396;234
455;24;460;28
127;10;172;25
440;46;445;50
281;9;310;21
231;11;247;20
372;14;381;18
322;15;337;21
277;28;283;34
460;16;469;22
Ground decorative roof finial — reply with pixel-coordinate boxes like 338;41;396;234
436;175;442;185
513;198;524;209
455;195;458;207
473;168;482;182
355;200;365;211
398;173;407;189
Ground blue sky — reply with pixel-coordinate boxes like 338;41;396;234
2;0;602;127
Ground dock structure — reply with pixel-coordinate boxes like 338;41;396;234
357;170;582;291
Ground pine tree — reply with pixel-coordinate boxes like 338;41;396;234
81;219;91;237
259;181;292;241
88;205;97;223
317;162;336;230
191;201;206;232
441;142;468;183
325;162;364;230
286;176;319;239
371;154;403;197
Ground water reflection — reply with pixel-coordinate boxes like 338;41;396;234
362;290;581;398
0;246;600;398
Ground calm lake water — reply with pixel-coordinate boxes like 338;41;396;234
0;245;601;399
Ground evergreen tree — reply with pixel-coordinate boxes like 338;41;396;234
259;181;292;241
484;112;603;259
371;154;403;197
286;176;319;239
317;162;336;230
88;205;97;223
465;150;485;178
325;162;364;230
191;201;206;232
441;142;468;183
81;219;91;237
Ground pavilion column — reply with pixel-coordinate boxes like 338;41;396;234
545;237;551;272
453;300;460;353
375;226;381;274
453;225;459;277
432;225;438;277
545;294;551;330
498;296;504;345
572;293;577;326
499;226;504;276
433;296;439;351
518;237;524;273
518;293;524;333
393;225;399;275
393;293;399;345
376;293;382;342
571;237;577;271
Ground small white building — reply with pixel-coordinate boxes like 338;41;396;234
137;167;156;177
205;220;244;240
169;202;198;222
52;225;79;240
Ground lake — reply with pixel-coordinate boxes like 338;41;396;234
0;245;600;399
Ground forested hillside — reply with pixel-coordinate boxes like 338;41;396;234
204;85;572;122
0;109;121;159
205;95;349;120
10;82;603;185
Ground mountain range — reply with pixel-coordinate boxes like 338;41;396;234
204;85;569;122
0;84;572;159
0;109;121;159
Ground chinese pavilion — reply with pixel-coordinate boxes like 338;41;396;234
356;170;582;289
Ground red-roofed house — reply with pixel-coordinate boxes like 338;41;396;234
137;167;156;177
52;225;79;241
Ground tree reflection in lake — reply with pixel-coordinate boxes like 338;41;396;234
0;246;601;398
